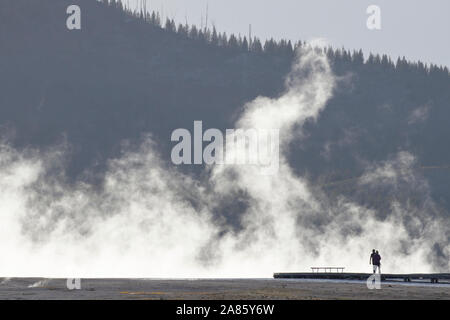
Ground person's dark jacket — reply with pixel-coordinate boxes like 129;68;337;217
373;254;381;266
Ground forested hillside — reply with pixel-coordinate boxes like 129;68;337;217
1;0;449;216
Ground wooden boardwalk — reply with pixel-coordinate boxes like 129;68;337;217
274;272;450;283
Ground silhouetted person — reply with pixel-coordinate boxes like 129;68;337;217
372;250;381;274
369;249;376;266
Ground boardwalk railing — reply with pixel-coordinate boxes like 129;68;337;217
311;267;345;273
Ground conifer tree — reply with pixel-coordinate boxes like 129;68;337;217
219;32;228;47
189;25;199;40
211;26;219;46
228;34;239;50
165;18;176;32
251;37;263;53
242;37;249;51
352;50;364;65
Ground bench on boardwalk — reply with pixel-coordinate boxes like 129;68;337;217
311;267;345;273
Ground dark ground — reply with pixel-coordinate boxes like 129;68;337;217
1;278;449;300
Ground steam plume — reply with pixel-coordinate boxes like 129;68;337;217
0;47;447;278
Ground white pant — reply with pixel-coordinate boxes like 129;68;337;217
373;265;381;274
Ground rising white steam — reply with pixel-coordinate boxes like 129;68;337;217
0;47;447;278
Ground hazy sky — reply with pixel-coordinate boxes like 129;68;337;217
127;0;450;67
